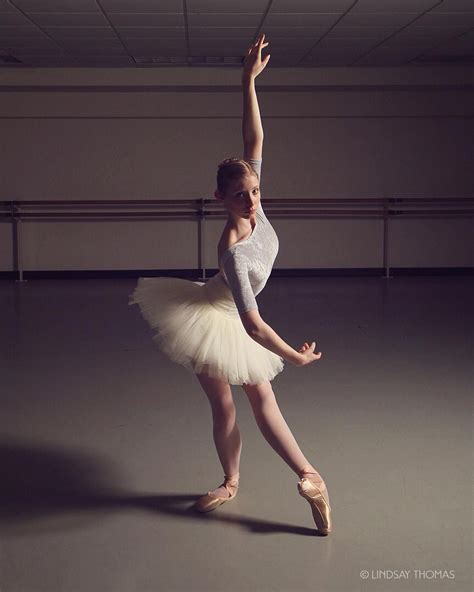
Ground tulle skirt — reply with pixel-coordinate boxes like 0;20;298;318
128;272;285;385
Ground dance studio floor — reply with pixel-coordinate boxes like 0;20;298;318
1;275;472;592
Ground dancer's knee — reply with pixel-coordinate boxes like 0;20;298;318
195;372;237;420
242;380;274;410
211;395;237;421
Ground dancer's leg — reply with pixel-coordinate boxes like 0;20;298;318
195;367;242;498
242;380;329;504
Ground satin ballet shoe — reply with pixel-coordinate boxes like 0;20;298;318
194;473;239;513
297;472;332;535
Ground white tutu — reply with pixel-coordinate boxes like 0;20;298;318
128;273;285;385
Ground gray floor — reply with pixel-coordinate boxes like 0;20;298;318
1;275;472;592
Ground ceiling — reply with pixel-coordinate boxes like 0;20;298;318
0;0;473;68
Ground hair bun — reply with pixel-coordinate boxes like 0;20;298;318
218;157;240;168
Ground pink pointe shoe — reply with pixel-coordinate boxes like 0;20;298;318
297;472;332;535
194;473;240;513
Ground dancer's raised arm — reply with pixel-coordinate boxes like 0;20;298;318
237;36;322;367
242;33;270;160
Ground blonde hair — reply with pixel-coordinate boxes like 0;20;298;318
217;157;259;195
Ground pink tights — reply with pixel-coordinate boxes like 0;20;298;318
198;374;328;502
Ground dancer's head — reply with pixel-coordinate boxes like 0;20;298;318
214;158;260;220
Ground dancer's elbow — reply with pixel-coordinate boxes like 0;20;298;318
240;307;264;335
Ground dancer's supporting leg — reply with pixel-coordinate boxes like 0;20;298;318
241;380;329;506
196;368;242;498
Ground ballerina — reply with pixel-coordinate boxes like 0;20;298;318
129;33;331;534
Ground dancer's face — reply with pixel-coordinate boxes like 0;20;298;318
215;174;260;220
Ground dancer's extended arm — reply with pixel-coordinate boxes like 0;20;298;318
242;78;262;160
242;34;270;160
239;36;322;368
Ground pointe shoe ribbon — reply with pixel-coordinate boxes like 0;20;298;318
297;475;332;534
195;474;239;513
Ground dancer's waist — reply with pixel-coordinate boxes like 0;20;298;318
203;273;239;317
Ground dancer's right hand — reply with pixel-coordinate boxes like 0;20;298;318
242;33;270;79
297;341;322;366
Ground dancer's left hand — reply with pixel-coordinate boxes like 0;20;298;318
242;33;270;79
298;341;322;356
297;341;323;366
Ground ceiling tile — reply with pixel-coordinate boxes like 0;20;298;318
336;12;424;26
327;26;402;39
133;56;188;64
115;27;185;38
365;46;433;57
62;47;128;56
301;54;360;66
354;54;414;66
0;38;58;49
189;48;247;58
58;38;124;48
377;40;440;51
306;50;365;60
187;13;262;26
313;38;382;49
13;0;99;11
23;13;109;26
350;0;440;11
270;0;355;12
187;0;268;12
108;13;183;26
187;27;257;38
262;46;310;56
0;12;33;25
189;40;248;50
391;25;472;42
0;26;44;37
69;55;136;65
429;0;474;10
426;44;474;55
101;0;182;11
257;26;330;38
41;27;117;38
8;46;70;55
0;0;18;11
123;39;186;52
414;12;474;26
3;0;472;69
265;57;298;66
258;37;319;49
423;28;474;51
265;13;349;27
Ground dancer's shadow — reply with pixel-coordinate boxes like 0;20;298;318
0;438;322;537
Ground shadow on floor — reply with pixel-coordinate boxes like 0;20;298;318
0;438;323;538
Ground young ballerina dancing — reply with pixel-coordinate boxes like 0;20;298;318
129;33;331;535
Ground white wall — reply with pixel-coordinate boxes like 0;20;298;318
0;66;472;272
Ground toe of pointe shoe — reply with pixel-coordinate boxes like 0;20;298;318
194;479;239;513
297;477;332;535
194;492;227;513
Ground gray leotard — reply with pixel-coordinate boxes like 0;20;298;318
219;159;279;314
